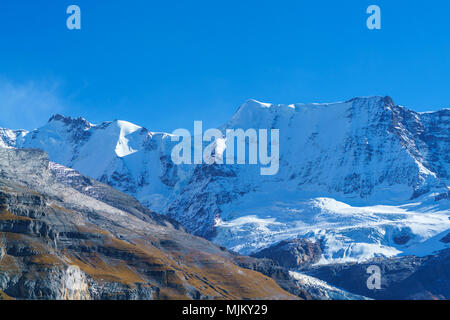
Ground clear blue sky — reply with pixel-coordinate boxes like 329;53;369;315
0;0;449;131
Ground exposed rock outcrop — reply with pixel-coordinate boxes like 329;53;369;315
306;249;450;300
252;239;322;270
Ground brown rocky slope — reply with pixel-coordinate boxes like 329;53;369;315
0;147;296;300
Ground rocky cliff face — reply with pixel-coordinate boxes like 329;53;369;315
306;248;450;300
0;147;296;300
252;239;322;270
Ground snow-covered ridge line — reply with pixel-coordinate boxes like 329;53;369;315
1;95;449;263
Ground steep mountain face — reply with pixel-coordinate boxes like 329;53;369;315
252;239;322;270
3;96;449;263
0;147;297;300
222;96;449;198
0;128;27;148
13;115;184;213
288;271;369;300
47;161;181;227
306;248;450;300
167;96;450;261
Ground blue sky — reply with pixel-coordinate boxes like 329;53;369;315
0;0;449;131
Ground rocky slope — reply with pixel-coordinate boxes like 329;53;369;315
249;235;450;299
230;253;366;300
289;271;370;300
0;147;297;300
251;239;322;270
306;247;450;300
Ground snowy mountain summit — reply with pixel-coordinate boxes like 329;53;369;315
2;96;449;263
223;96;449;199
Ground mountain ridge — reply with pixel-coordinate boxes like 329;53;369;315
1;96;449;263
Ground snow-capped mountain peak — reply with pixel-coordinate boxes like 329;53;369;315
0;128;28;148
